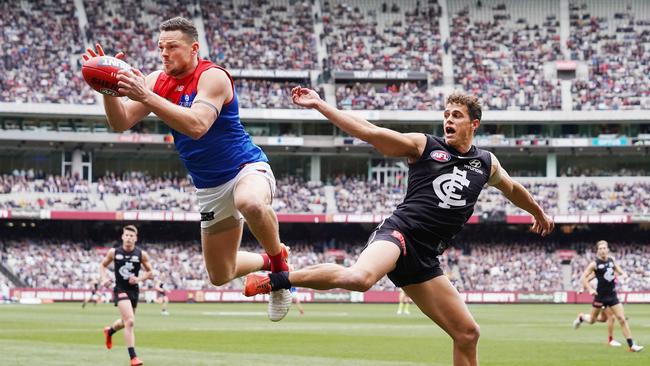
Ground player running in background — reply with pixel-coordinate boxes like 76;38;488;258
573;240;643;352
81;16;291;321
582;271;620;346
100;225;153;366
396;288;412;315
154;278;170;316
81;279;100;308
245;88;555;366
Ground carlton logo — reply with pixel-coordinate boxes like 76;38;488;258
430;150;451;162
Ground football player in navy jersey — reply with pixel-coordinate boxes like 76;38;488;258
244;87;554;365
573;240;643;352
99;225;153;366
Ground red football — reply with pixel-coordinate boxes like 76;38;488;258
81;56;132;97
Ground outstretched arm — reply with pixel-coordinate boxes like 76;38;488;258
488;153;554;236
291;87;426;162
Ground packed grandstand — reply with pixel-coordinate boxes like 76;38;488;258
0;0;649;301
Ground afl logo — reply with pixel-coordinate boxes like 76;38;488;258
430;150;451;162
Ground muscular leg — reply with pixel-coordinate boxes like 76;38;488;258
288;241;400;291
233;174;282;257
117;300;136;348
202;220;266;286
610;304;632;339
404;276;480;366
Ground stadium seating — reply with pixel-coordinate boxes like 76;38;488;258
201;0;318;70
569;0;650;110
448;0;562;110
3;239;648;292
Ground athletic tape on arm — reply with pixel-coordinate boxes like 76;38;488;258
193;99;220;117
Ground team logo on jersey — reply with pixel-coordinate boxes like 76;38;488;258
119;262;135;280
115;254;124;260
469;159;481;168
130;256;140;262
432;166;471;208
598;264;605;269
430;150;451;162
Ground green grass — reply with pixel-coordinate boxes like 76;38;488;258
0;302;648;365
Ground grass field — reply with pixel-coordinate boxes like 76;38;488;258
0;302;648;365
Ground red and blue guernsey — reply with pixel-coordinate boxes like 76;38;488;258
152;59;267;188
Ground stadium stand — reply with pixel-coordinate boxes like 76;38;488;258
448;0;562;110
568;0;650;110
201;0;318;70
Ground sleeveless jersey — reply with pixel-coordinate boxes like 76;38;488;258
594;257;617;296
152;59;267;188
113;246;142;291
389;135;492;244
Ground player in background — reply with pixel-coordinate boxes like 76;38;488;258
81;16;291;321
396;288;412;315
581;272;620;346
245;88;555;366
100;225;153;366
154;278;170;316
573;240;643;352
81;279;100;308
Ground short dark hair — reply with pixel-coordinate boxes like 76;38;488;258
123;225;138;235
446;92;482;122
160;17;198;42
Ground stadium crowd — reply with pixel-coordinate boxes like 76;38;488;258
322;0;443;83
335;82;446;110
0;0;93;104
0;0;648;111
568;1;650;110
568;182;650;214
202;0;318;70
2;172;650;216
449;3;562;111
2;239;648;293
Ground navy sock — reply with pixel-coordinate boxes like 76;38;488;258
128;347;137;359
268;271;291;291
107;327;116;337
627;338;634;347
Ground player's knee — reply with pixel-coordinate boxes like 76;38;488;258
343;269;375;292
454;323;480;347
236;198;266;220
615;315;626;324
124;317;135;329
207;270;234;287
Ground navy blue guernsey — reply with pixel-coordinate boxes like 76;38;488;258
113;246;142;291
389;135;492;245
594;257;617;296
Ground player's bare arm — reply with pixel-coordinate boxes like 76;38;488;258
99;248;115;288
129;251;154;285
613;261;628;280
81;43;157;132
581;262;598;295
488;153;554;236
291;87;426;162
116;67;229;139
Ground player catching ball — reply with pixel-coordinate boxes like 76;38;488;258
81;16;291;322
